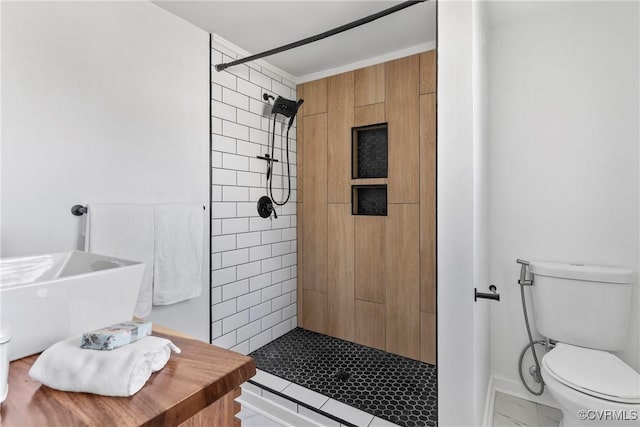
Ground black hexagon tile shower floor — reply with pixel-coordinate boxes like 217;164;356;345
249;327;437;427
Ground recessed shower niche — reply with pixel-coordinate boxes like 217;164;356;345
352;123;388;179
351;122;388;216
352;185;387;216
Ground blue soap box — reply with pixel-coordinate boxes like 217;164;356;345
80;320;152;351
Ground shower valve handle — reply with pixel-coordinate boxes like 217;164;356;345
257;196;277;219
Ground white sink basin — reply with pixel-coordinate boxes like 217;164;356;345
0;250;145;360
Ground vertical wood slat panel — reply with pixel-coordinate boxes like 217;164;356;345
386;55;420;203
302;79;327;116
420;50;437;95
327;72;354;203
420;93;437;313
302;290;327;334
354;102;386;127
354;63;385;107
422;286;436;315
420;311;436;364
301;113;327;292
327;204;355;341
354;216;386;304
354;299;386;351
386;204;420;360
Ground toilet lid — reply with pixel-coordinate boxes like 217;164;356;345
543;343;640;404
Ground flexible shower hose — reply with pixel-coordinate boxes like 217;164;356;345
269;115;292;206
519;281;545;396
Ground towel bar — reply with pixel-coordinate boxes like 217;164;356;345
71;205;88;216
71;204;206;216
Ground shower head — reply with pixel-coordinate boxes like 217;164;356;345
271;96;304;120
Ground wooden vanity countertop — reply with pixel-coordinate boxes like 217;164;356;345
0;326;256;426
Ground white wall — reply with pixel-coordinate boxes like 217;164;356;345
210;36;297;354
438;0;492;424
488;0;640;400
472;0;492;424
1;1;210;340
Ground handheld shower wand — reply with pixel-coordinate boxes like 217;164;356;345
255;94;304;219
267;96;304;207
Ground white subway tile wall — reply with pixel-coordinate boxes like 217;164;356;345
211;39;297;354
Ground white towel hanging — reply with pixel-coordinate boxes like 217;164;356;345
152;204;204;305
84;204;154;318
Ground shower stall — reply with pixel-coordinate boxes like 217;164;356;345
212;47;437;427
295;52;436;365
209;2;438;426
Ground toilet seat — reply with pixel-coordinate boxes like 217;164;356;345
542;343;640;404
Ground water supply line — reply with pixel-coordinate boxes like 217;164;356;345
516;259;546;396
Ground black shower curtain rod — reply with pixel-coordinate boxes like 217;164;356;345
214;0;426;72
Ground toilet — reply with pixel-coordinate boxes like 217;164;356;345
528;261;640;426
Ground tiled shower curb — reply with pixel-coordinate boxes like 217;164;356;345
247;379;359;427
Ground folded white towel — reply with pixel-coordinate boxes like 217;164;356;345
152;204;204;305
29;336;180;397
84;204;155;318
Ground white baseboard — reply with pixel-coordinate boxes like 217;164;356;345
490;375;561;409
482;375;496;427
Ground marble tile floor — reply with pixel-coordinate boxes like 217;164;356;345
493;391;563;427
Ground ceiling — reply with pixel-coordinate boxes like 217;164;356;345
152;1;436;80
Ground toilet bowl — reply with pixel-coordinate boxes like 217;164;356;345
525;261;638;426
541;343;640;427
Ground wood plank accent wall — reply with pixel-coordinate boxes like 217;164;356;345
327;203;355;340
327;72;355;203
387;56;420;204
297;51;436;363
301;113;328;295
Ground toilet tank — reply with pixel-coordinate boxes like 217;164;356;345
529;261;633;351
